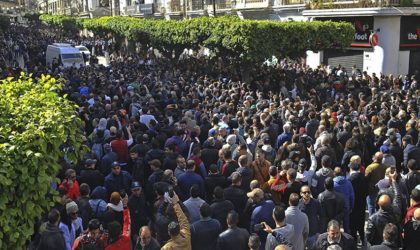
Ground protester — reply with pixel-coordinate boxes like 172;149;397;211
4;22;420;250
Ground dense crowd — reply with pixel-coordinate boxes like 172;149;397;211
1;23;420;250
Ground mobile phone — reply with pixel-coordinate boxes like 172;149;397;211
119;190;126;198
168;186;174;198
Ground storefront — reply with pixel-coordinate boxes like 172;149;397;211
311;16;374;71
400;16;420;75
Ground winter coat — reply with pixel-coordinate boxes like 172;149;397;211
37;222;66;250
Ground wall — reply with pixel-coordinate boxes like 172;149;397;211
371;16;401;75
398;50;410;76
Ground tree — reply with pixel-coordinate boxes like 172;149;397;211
0;74;83;249
0;15;10;32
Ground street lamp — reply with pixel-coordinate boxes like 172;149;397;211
213;0;216;16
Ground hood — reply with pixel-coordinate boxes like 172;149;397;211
226;134;237;145
98;118;107;130
319;167;332;177
333;176;347;185
91;186;107;200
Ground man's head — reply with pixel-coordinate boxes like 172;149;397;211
47;209;61;226
85;159;97;169
378;194;392;210
286;168;297;182
176;156;186;169
66;201;79;220
186;160;195;171
410;188;420;206
288;193;299;207
382;223;398;244
269;165;277;177
327;220;341;243
131;181;142;197
256;150;265;161
373;152;383;163
199;203;211;219
248;234;261;250
226;210;239;227
139;226;152;246
190;184;200;198
272;206;286;224
148;159;161;171
300;185;311;201
333;167;343;177
321;155;332;169
223;149;232;161
129;147;138;160
324;177;334;191
87;219;101;238
111;161;121;175
238;155;248;168
80;183;90;197
65;169;77;181
231;172;242;186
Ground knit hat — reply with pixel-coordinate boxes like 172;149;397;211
66;201;79;215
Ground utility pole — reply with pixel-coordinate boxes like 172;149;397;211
212;0;216;17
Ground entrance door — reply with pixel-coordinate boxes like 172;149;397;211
323;50;364;73
409;51;420;76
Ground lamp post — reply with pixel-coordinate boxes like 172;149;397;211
212;0;215;16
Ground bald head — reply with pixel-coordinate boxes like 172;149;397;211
378;194;392;210
374;152;383;162
414;208;420;221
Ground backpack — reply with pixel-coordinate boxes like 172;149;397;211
91;130;105;160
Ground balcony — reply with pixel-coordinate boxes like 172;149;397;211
306;0;408;9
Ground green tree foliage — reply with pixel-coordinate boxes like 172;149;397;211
39;14;354;63
0;74;83;249
0;15;10;32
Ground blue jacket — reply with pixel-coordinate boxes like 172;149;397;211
104;171;132;197
333;176;355;210
276;132;292;150
177;170;205;199
250;199;275;245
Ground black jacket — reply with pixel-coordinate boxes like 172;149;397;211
128;193;149;238
75;196;92;229
210;199;235;230
318;190;345;232
79;168;104;191
402;219;420;250
348;172;368;220
366;208;400;246
314;232;357;250
205;174;227;202
216;226;249;250
37;223;66;250
223;185;247;216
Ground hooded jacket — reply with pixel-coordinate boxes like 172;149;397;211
311;167;334;198
37;222;66;250
333;176;355;210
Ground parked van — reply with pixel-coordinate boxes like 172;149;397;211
46;43;85;68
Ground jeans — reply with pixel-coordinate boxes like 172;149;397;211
366;194;377;217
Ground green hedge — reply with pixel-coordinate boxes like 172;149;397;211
40;14;354;62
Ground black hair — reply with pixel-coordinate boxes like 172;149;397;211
79;183;90;196
108;221;122;244
325;177;334;190
199;203;211;218
273;206;285;222
226;210;239;226
190;184;200;198
168;221;180;237
47;209;61;225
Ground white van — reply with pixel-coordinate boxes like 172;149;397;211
46;43;85;68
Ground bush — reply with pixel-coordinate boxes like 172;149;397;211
0;74;83;249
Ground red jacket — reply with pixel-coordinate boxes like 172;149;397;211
404;203;420;224
111;139;129;163
59;179;80;201
105;208;131;250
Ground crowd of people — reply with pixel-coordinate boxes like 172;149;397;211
1;22;420;250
